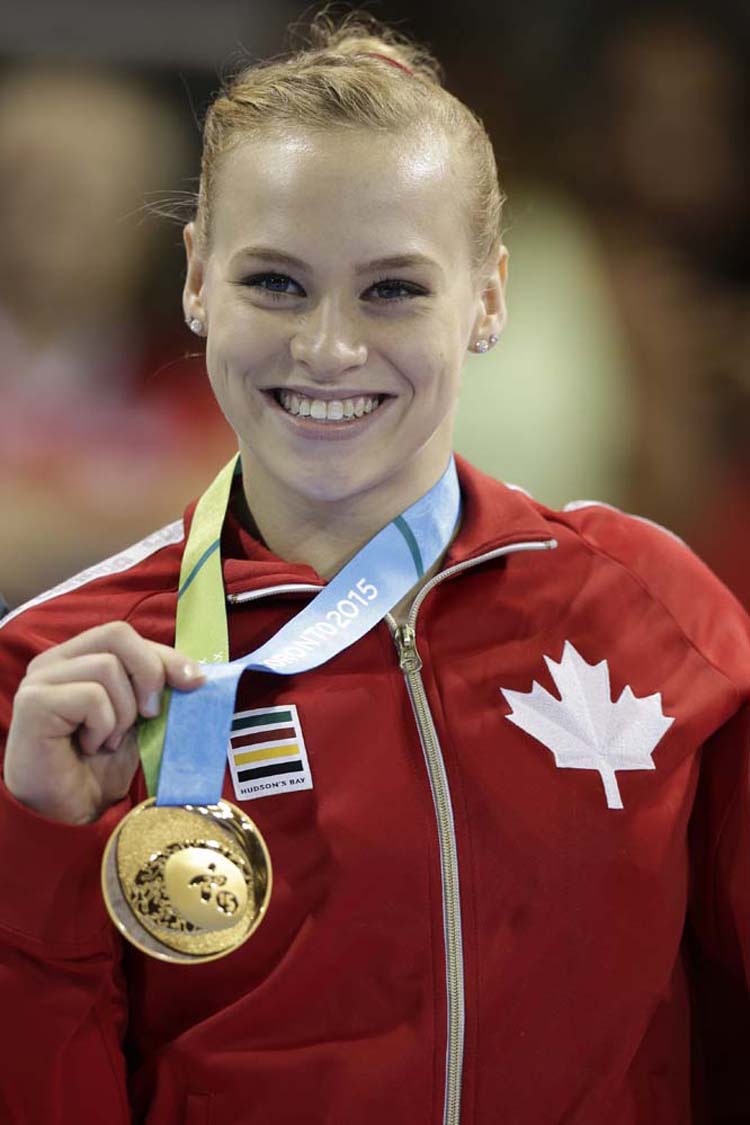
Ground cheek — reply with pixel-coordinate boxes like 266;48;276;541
402;338;463;406
206;311;281;389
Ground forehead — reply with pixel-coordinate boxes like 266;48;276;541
209;126;472;268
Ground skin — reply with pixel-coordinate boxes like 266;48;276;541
183;125;507;579
4;624;205;824
4;123;507;824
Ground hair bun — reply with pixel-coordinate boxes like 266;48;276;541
303;11;443;85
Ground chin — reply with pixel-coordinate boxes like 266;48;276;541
287;462;381;505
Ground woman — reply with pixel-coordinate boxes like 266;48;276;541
0;15;748;1124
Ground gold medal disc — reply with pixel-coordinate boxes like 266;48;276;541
101;799;272;964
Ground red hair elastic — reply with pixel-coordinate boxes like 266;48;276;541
361;52;415;76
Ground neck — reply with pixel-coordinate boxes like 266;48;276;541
237;447;452;580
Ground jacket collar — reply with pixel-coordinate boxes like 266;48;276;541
181;455;555;599
443;455;555;567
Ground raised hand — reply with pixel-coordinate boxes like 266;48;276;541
3;622;205;825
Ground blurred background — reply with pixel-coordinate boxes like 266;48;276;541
0;0;748;609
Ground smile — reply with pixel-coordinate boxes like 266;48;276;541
274;389;384;422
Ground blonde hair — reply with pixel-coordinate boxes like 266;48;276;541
194;11;504;272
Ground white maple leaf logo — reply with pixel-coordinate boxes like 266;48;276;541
500;641;674;810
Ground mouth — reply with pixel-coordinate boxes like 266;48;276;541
267;388;390;425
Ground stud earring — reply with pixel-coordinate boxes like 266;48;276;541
474;339;490;354
186;317;205;336
489;334;499;347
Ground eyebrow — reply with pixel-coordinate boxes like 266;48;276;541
230;246;443;277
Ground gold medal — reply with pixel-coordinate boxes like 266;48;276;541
101;799;272;964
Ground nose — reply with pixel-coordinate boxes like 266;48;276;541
289;297;368;380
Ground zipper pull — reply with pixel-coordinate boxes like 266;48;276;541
395;624;423;673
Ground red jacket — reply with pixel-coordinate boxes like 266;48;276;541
1;457;748;1124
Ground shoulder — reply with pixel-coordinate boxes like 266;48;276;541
0;519;186;708
543;496;750;689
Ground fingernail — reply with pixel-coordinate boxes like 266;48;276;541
183;662;204;681
141;691;161;718
105;733;123;753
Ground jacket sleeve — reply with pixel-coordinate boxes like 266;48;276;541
688;702;750;1123
559;501;750;1120
0;612;132;1125
0;785;132;1124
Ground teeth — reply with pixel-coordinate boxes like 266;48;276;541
276;391;382;422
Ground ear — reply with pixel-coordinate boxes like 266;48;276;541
470;245;509;351
182;222;207;326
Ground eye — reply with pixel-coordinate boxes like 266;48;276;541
363;278;429;302
241;272;306;300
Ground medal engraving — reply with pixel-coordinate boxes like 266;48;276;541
102;799;271;964
163;847;248;930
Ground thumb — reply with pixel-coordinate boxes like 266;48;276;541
168;656;207;691
154;647;207;695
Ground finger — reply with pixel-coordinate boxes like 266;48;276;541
24;652;140;749
27;623;203;719
122;642;206;718
12;680;118;756
149;642;206;691
89;730;141;796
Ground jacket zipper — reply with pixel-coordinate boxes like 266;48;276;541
227;582;323;605
226;538;557;1124
387;538;556;1125
392;617;465;1125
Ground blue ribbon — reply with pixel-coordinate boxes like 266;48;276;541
156;457;460;805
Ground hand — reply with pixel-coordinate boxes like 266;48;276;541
3;622;205;825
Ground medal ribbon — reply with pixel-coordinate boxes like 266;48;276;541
138;455;460;805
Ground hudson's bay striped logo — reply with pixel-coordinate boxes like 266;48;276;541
227;705;313;802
